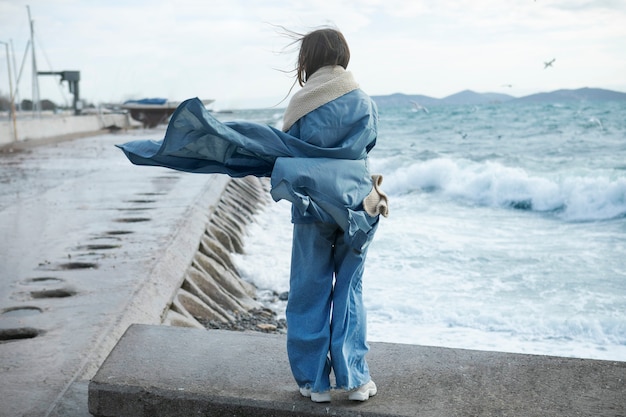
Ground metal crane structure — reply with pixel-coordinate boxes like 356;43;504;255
37;70;81;115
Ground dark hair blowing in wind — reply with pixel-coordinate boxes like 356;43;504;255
296;28;351;86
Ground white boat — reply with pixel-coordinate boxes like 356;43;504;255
122;98;214;128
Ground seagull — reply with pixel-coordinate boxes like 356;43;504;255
544;58;556;69
409;100;429;113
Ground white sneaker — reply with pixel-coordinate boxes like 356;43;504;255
348;380;377;401
299;387;331;403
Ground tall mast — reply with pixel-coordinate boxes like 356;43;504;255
27;5;40;116
10;40;20;111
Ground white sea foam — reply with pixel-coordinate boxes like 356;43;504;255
381;157;626;221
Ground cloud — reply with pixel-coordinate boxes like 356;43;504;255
1;0;625;108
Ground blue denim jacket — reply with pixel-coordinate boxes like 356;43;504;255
117;90;379;249
273;89;379;249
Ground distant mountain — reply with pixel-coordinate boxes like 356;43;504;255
512;87;626;103
371;87;626;107
370;92;441;108
370;90;513;107
439;89;514;105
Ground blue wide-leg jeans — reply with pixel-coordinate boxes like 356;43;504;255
286;221;374;393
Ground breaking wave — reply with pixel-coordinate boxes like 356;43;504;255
380;157;626;221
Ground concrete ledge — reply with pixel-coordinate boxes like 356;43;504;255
89;324;625;417
0;112;130;147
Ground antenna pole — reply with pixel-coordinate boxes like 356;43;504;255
27;5;40;117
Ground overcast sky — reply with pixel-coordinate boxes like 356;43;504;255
1;0;625;109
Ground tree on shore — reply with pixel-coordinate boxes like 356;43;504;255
1;92;95;112
0;91;10;112
19;99;57;111
0;92;60;112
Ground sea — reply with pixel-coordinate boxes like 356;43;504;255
214;99;626;362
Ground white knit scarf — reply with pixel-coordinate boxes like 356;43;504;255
282;65;360;132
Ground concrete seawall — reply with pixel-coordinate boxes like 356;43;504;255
163;177;275;330
0;111;130;148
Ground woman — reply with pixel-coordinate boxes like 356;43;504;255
277;28;380;403
117;27;386;403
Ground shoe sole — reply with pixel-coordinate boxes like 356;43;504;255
311;392;331;403
348;386;377;401
299;388;331;403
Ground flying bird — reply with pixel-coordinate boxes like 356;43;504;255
409;100;429;113
544;58;556;69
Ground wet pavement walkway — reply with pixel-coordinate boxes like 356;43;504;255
0;131;229;416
